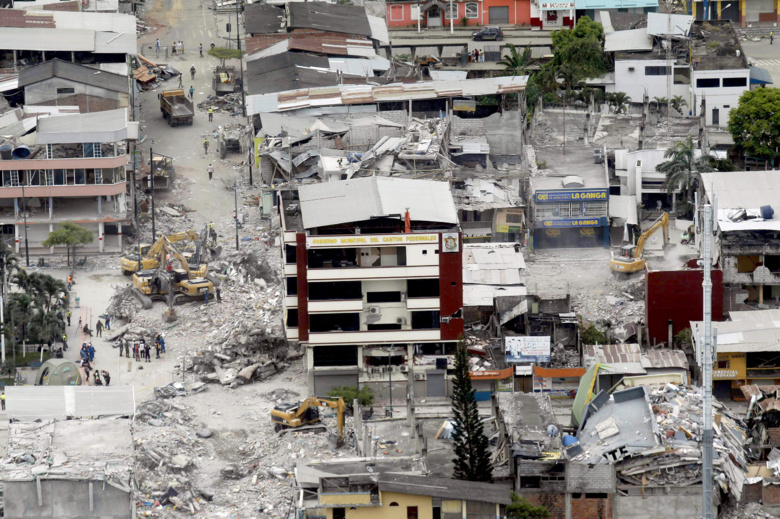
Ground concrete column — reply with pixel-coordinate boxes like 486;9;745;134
14;224;19;253
12;50;17;73
717;0;722;18
741;0;747;26
97;196;102;214
117;222;122;249
98;222;104;253
461;500;467;519
41;51;46;62
49;224;54;254
71;51;75;63
13;197;18;218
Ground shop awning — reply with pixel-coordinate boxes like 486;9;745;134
750;66;773;85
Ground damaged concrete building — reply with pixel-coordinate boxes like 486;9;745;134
0;108;137;252
280;176;464;398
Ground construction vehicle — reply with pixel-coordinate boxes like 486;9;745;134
119;230;200;275
131;237;213;305
212;65;242;96
140;152;175;191
270;397;345;445
159;89;194;126
609;212;670;274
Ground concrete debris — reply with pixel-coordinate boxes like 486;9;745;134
197;93;243;115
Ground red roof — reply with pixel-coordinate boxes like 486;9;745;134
0;9;56;28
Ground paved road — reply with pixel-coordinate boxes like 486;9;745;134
741;39;780;84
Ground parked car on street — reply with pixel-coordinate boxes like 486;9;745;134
472;26;503;41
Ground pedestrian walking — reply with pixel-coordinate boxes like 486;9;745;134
199;43;203;57
190;65;196;80
2;392;5;411
172;41;177;55
204;139;209;154
189;85;194;99
96;320;103;337
94;370;103;386
158;334;166;354
78;317;82;330
209;107;214;122
132;341;138;361
180;41;185;54
105;314;111;330
479;49;484;63
62;333;68;350
67;310;71;326
178;74;183;88
88;344;95;362
216;286;222;302
102;370;111;386
156;38;161;53
204;288;210;304
67;274;73;290
144;342;151;362
155;340;161;359
124;341;130;358
207;164;214;180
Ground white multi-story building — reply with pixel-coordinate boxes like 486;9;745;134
279;177;464;400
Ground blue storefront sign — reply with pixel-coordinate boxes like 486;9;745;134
539;218;606;228
535;189;609;203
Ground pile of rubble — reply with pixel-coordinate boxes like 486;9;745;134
197;93;243;115
133;380;356;517
573;278;645;328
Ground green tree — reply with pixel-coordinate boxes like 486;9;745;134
608;92;631;114
507;493;550;519
656;136;716;210
499;44;534;76
326;385;375;413
728;87;780;166
670;95;688;114
652;96;668;113
452;338;493;482
550;16;606;79
42;222;94;267
208;47;245;66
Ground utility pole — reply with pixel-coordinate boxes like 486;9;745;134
449;0;454;33
701;203;714;519
236;1;246;118
1;255;6;364
234;181;239;250
150;146;156;241
21;184;29;267
388;345;396;416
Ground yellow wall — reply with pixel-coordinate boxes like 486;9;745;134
323;492;433;519
714;352;746;380
321;493;373;506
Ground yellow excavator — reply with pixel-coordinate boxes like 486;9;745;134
270;397;345;444
131;238;213;306
609;212;670;274
119;230;200;275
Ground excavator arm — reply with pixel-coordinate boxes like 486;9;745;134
633;213;669;259
272;397;345;442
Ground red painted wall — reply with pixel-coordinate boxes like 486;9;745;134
296;233;309;342
386;0;531;27
645;269;724;346
439;233;464;340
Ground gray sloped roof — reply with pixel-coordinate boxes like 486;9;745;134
379;473;512;504
18;58;128;92
244;3;285;34
36;108;128;143
298;176;458;229
6;385;135;421
246;53;334;95
288;2;371;37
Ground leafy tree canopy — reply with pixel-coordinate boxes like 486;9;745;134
728;87;780;165
42;221;93;249
507;493;550;519
207;47;245;61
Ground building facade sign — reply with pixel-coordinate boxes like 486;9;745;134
442;233;460;253
539;218;604;228
506;336;551;363
307;234;439;248
540;1;575;9
535;189;609;203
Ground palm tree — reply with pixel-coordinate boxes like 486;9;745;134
39;275;67;312
6;293;33;356
498;44;533;76
652;96;668;113
671;95;688;114
609;92;631;114
656;136;714;212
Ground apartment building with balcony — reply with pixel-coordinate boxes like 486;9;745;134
280;177;463;398
0;108;136;253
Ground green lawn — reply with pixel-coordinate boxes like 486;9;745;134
12;350;51;367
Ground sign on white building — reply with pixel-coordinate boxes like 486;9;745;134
505;336;551;363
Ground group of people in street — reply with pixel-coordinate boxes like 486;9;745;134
470;48;485;63
171;41;185;55
120;334;166;363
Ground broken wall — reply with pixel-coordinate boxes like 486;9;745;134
613;492;700;519
4;479;131;519
645;269;723;345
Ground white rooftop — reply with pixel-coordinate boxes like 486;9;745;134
36;108;128;144
298;176;458;229
692;310;780;353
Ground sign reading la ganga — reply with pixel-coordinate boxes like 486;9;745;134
307;234;439;248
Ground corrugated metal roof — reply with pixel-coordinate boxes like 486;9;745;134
288;2;371;37
36;107;127;143
379;474;512;505
701;170;780;209
646;12;693;36
692;310;780;353
642;349;688;370
0;74;18;93
463;243;525;286
298;176;458;229
0;27;94;51
247;76;527;114
244;3;285;35
18;58;127;92
605;28;653;52
6;385;135;421
583;343;647;374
